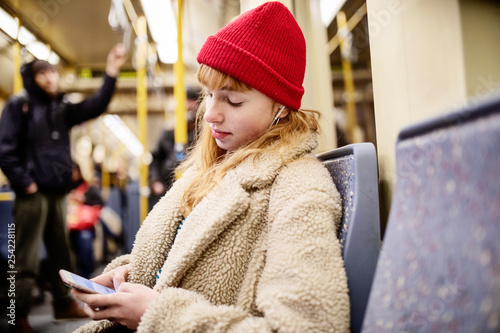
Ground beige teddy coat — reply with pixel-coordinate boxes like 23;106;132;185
75;134;350;333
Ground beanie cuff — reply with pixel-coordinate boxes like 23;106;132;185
197;36;304;110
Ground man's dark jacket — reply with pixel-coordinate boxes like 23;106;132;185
0;61;117;194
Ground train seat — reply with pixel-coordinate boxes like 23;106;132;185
0;191;15;261
317;143;381;333
362;95;500;332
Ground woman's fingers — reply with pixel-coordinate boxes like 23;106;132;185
83;303;111;320
90;264;130;290
72;290;115;309
74;280;157;330
113;265;130;291
116;282;137;292
90;272;115;288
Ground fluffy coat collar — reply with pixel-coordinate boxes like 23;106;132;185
128;133;318;289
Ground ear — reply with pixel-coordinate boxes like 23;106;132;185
279;107;290;119
274;104;289;118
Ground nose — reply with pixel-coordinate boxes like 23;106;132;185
46;72;59;85
204;98;223;124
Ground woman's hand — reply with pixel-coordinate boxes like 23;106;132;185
72;282;159;330
90;264;130;291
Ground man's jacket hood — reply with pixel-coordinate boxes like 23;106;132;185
20;60;61;102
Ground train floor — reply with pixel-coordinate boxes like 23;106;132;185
9;259;117;332
25;254;123;333
27;291;92;333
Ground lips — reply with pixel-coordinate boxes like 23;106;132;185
211;128;231;140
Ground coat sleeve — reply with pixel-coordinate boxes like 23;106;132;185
136;160;350;333
255;162;350;332
0;98;34;191
65;74;117;127
102;254;131;273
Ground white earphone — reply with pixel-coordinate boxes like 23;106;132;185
269;105;286;129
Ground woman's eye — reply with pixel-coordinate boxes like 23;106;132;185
227;99;243;107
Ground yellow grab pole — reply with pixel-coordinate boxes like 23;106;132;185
13;42;22;93
101;157;110;201
13;17;22;93
327;4;367;55
174;0;187;174
136;16;149;222
337;11;358;143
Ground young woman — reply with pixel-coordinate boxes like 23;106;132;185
74;2;350;332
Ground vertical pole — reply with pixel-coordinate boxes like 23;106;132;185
337;11;358;143
136;16;149;222
101;157;110;201
13;17;22;93
174;0;187;169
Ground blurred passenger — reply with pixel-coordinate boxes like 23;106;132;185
148;87;201;208
0;44;126;332
67;163;103;278
74;3;349;332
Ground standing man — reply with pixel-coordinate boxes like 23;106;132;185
0;44;126;332
148;87;201;208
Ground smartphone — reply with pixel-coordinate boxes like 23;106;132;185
59;269;116;295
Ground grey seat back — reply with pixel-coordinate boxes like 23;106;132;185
317;143;381;333
362;95;500;332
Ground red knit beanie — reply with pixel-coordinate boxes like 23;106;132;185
197;1;306;110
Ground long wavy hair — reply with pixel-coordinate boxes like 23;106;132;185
177;64;320;216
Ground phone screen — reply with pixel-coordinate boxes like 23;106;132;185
60;270;116;294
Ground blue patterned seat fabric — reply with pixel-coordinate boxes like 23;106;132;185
362;96;500;332
323;154;355;256
318;143;380;333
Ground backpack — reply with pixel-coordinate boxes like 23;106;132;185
15;89;30;111
14;91;31;144
15;91;68;136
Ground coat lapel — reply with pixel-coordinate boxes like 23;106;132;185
154;133;319;290
128;168;195;287
156;169;251;290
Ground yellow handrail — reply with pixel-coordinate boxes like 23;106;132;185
337;11;358;143
136;16;149;223
13;17;22;94
174;0;187;176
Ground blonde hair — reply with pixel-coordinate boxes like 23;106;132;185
178;64;320;216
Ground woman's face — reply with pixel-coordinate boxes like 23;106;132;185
203;87;287;151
